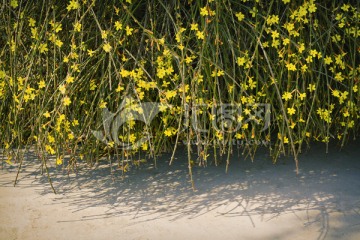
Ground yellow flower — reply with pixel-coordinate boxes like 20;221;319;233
309;49;318;57
73;22;82;32
56;156;63;165
68;133;74;140
196;31;205;40
43;111;51;118
283;38;290;45
235;133;243;139
159;104;168;112
301;65;308;72
45;145;55;155
67;0;80;11
59;84;66;94
236;12;245;22
190;23;198;31
47;134;55;144
128;134;136;143
299;92;306;100
286;63;296;71
28;18;36;27
165;90;177;100
298;43;305;53
215;131;223;140
157;37;165;45
55;39;63;48
332;89;340;97
282;91;292;101
125;26;133;36
120;69;130;78
200;7;208;16
39;43;48;53
307;84;316;92
38;80;46;89
86;49;95;57
287;107;296;115
52;22;62;33
116;84;124;92
228;84;234;93
99;100;107;109
101;30;108;39
266;15;279;25
157;68;166;79
308;3;317;13
63;56;69;63
353;85;358;93
66;76;75;84
324;56;332;65
211;69;224;77
334;72;344;82
63;96;71;106
114;21;123;31
341;4;350;12
10;0;18;8
271;30;280;39
103;43;112;53
185;56;194;64
237;57;246;66
72;119;79;126
164;127;177;137
282;0;290;4
142;142;148;151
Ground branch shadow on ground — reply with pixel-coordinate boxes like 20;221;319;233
2;139;360;239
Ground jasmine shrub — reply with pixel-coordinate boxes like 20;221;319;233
0;0;359;190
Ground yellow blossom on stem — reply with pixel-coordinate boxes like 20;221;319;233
56;156;63;165
114;21;123;31
286;62;296;71
43;111;51;118
299;92;306;100
282;91;292;101
10;0;18;8
103;43;112;53
99;100;107;109
287;107;296;115
190;23;198;31
196;31;205;40
200;7;209;16
164;127;177;137
125;26;133;36
236;12;245;22
59;84;66;94
45;145;55;155
165;90;177;100
67;0;80;11
307;84;316;92
73;22;81;32
63;96;71;106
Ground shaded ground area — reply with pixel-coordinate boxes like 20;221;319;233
1;140;360;240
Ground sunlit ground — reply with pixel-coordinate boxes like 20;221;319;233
1;139;360;240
